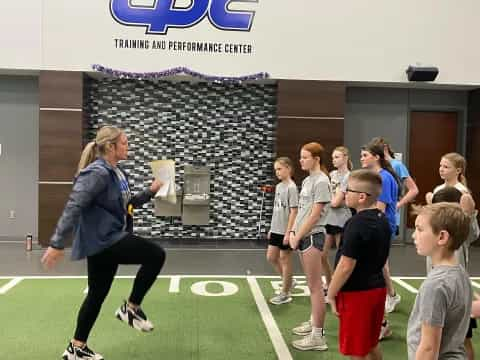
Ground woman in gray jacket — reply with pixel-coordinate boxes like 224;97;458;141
42;125;165;360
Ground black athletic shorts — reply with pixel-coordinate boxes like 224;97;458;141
298;233;325;253
268;232;292;251
466;318;477;339
326;224;343;235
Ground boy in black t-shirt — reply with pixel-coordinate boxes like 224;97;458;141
327;169;391;359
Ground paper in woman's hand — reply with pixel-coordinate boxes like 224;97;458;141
150;160;176;203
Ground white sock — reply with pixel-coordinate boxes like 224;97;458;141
312;326;324;337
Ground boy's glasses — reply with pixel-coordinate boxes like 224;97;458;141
346;187;371;196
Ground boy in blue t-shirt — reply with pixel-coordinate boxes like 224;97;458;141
378;169;398;236
370;137;420;237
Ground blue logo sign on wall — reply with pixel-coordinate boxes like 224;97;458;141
110;0;258;35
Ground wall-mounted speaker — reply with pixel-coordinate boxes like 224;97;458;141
406;66;439;81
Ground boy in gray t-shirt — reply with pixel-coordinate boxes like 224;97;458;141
407;203;473;360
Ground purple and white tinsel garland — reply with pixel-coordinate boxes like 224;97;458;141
92;64;269;83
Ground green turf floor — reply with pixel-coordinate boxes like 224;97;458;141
1;277;478;360
257;277;480;359
1;278;276;360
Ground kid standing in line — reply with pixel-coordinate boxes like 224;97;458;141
360;142;400;339
426;152;471;204
322;146;353;291
327;169;391;360
430;187;479;360
289;142;331;351
408;203;472;360
370;137;419;314
267;157;299;305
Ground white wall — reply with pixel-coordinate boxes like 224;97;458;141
0;1;42;70
3;0;480;85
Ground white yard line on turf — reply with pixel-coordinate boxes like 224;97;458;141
392;277;418;294
0;277;23;294
247;276;293;360
471;280;480;290
169;276;181;293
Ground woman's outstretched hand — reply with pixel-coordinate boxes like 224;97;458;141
41;247;65;270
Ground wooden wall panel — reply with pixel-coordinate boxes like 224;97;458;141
278;80;345;118
39;71;83;108
276;80;346;180
38;184;73;247
277;117;344;178
39;71;84;246
39;110;83;181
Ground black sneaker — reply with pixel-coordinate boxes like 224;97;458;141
115;300;154;332
62;341;104;360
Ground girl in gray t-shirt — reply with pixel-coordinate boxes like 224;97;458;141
267;157;299;305
323;146;353;290
290;142;331;351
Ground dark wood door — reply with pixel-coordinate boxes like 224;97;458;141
407;111;458;228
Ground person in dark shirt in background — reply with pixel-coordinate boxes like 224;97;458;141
327;169;391;360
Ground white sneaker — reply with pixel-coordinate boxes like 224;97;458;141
292;320;312;336
115;300;154;332
62;342;104;360
379;321;392;341
269;293;292;305
292;333;328;351
385;293;401;313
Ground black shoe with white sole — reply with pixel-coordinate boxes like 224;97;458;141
61;341;104;360
115;300;154;332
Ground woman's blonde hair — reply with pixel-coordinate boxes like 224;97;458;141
442;152;467;187
333;146;353;171
76;125;123;175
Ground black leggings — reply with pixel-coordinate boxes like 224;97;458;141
74;234;166;342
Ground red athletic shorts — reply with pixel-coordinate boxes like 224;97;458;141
336;287;387;356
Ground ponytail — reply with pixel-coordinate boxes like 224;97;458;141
380;158;402;190
320;164;329;178
76;125;123;176
76;141;97;176
347;159;353;171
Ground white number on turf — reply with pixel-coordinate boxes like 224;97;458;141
270;280;310;296
190;281;239;297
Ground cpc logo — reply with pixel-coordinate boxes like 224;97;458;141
110;0;258;35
